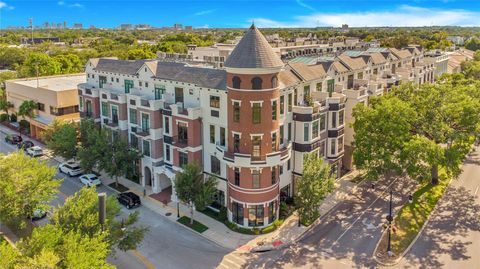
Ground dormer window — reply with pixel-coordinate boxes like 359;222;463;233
232;76;241;89
251;77;262;90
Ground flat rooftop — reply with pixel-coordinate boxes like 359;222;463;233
8;73;86;92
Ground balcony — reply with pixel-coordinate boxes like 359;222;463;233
172;135;188;148
80;111;93;118
135;128;150;137
105;116;119;127
218;141;292;168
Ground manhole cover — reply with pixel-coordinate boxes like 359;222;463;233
165;212;172;216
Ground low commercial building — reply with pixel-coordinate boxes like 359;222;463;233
5;74;85;139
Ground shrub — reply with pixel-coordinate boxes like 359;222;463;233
261;225;276;234
219;207;227;221
226;221;237;230
273;219;284;228
0;113;8;122
10;113;17;122
252;227;260;235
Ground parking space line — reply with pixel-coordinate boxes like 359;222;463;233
131;250;157;269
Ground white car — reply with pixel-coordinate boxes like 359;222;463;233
58;162;82;177
26;146;43;157
79;174;102;187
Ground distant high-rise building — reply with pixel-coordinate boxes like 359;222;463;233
89;25;96;29
63;21;67;29
185;26;193;31
341;24;349;31
57;23;62;29
173;23;183;30
120;24;134;30
43;22;50;29
73;23;83;29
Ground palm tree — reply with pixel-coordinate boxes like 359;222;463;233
0;99;13;121
18;100;38;137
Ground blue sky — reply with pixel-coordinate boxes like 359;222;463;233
1;0;480;28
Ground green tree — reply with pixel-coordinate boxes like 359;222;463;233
352;96;417;180
50;188;147;253
175;163;218;225
53;54;83;74
14;224;114;269
391;80;480;184
295;153;334;225
17;100;37;137
77;119;108;172
126;48;156;60
18;53;61;77
99;136;141;188
0;151;60;231
465;37;480;51
44;121;78;161
0;99;13;121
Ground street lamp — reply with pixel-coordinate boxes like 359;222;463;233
386;190;393;257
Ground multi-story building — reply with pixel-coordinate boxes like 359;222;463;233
78;25;441;229
6;74;84;139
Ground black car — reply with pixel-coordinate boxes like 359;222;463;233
17;140;34;150
5;134;22;145
117;192;141;209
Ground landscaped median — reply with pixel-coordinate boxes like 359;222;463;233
374;170;450;265
177;216;209;233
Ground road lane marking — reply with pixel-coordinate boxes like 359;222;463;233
475;186;479;196
331;177;400;246
132;250;157;269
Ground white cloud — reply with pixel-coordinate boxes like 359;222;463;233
194;9;215;16
251;5;480;28
296;0;315;12
57;1;65;6
69;3;83;8
0;1;13;10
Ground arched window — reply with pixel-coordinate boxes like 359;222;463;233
232;76;241;89
271;76;278;88
251;77;263;90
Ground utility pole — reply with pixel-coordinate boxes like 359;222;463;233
29;18;34;44
98;193;107;229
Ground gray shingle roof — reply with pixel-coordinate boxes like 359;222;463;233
95;58;149;75
154;62;227;90
224;24;284;69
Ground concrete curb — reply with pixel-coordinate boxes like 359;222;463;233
372;180;453;266
103;181;233;251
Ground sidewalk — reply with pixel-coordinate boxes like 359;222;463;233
101;168;363;252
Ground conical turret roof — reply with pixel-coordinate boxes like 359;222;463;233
224;24;284;69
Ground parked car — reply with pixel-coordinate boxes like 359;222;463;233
117;192;141;209
58;161;82;177
31;209;47;221
17;140;34;151
26;146;43;157
4;134;22;145
79;174;102;187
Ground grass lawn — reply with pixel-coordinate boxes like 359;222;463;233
177;216;209;233
377;170;449;260
108;182;129;193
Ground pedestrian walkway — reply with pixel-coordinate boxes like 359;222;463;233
101;168;363;252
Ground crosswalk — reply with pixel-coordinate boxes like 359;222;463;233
217;252;249;269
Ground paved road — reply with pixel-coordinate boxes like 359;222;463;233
395;146;480;269
239;172;416;268
0;130;229;269
241;147;480;269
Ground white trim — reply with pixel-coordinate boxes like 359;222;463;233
231;99;242;105
231;131;242;138
226;66;282;75
250;133;264;139
270;98;278;104
249;167;263;173
250;100;264;107
176;119;189;126
229;194;279;205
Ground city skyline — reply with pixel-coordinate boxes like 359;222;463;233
1;0;480;29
